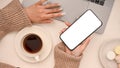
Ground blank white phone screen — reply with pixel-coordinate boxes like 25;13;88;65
60;10;102;50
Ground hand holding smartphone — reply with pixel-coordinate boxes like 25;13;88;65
60;10;102;50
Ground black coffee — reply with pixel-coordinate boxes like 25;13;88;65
23;34;42;54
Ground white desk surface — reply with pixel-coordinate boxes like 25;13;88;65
0;0;120;68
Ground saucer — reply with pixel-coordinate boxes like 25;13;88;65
14;26;52;63
99;39;120;68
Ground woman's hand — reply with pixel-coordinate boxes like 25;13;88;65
62;22;91;56
65;37;90;56
25;0;64;23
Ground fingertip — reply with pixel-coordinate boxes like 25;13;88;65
87;37;91;41
60;28;67;34
61;12;66;16
82;37;91;45
85;38;90;45
36;0;47;5
85;36;91;42
64;22;71;26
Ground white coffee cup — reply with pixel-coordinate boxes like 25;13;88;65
21;33;44;61
15;26;53;62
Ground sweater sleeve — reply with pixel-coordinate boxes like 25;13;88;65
0;62;16;68
54;42;82;68
0;0;32;39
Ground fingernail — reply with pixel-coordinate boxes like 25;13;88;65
61;12;66;16
57;3;61;6
59;8;63;11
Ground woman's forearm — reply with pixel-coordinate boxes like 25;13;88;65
54;42;82;68
0;0;32;39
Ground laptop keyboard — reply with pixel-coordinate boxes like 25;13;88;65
87;0;105;6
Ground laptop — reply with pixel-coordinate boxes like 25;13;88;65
22;0;114;34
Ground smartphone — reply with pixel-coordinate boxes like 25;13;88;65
60;10;102;50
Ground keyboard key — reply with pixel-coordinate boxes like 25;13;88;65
91;0;95;2
100;0;105;6
87;0;105;6
95;0;99;4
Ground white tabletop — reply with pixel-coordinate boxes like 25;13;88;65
0;0;120;68
80;0;120;68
